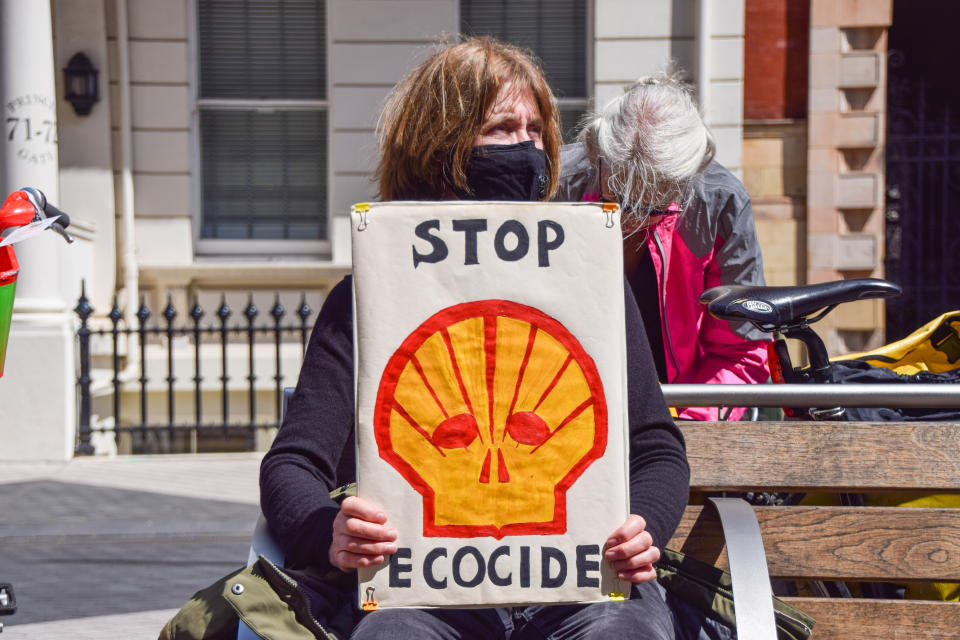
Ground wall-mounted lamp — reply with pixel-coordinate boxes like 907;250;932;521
63;52;99;116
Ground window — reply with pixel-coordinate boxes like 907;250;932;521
196;0;328;246
460;0;590;141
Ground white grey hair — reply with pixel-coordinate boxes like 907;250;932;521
579;69;715;229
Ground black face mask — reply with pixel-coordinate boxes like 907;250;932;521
451;140;548;201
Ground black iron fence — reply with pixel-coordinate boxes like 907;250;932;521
74;285;315;455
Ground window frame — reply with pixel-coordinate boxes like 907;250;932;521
455;0;594;142
188;0;332;257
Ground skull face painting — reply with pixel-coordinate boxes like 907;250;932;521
373;300;607;538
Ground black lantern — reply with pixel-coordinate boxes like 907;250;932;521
63;53;99;116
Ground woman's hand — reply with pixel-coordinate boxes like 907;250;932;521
328;496;398;571
604;514;660;583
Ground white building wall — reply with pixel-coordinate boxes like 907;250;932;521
705;0;745;175
328;0;458;266
109;0;193;273
593;0;743;176
100;0;464;304
102;0;744;294
9;0;747;458
1;0;76;460
54;0;116;313
594;0;696;109
82;0;462;454
52;0;746;313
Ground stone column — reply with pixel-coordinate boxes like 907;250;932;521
806;0;893;354
0;0;76;460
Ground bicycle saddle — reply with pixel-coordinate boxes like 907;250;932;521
700;278;902;330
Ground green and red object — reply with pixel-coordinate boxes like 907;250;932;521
0;244;16;377
0;189;72;378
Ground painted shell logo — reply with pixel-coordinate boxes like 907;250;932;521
373;300;607;539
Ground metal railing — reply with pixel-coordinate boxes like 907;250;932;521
74;286;315;455
661;383;960;408
74;278;960;455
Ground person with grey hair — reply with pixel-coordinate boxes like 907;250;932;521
558;72;770;421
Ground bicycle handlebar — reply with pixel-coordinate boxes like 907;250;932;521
42;201;71;229
0;188;73;244
39;201;73;243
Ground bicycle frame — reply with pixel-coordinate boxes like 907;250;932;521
766;324;846;420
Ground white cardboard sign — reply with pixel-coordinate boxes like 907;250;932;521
351;201;631;608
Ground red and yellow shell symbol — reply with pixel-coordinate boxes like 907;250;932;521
373;300;607;538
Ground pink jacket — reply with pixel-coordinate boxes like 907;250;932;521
642;212;770;420
558;145;771;420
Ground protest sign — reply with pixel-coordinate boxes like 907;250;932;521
351;201;631;608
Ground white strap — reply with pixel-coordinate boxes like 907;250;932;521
707;497;778;640
237;513;285;639
246;511;284;567
236;620;261;640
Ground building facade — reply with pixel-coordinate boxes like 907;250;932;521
6;0;948;459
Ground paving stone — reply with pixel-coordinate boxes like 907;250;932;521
0;455;264;637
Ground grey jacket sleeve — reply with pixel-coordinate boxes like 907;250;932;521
693;162;769;342
555;142;598;202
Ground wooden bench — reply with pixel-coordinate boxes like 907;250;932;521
670;420;960;639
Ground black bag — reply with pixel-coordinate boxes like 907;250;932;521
830;359;960;421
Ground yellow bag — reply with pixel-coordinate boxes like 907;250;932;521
836;310;960;375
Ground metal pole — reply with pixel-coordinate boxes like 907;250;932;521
244;295;258;448
217;296;231;428
163;296;176;434
109;299;122;432
190;298;204;453
73;284;94;455
297;293;311;357
271;295;285;423
660;383;960;408
137;298;151;427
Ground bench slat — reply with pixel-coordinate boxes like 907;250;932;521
781;598;960;639
669;505;960;581
679;421;960;492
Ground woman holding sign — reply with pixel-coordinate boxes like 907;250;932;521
260;36;689;640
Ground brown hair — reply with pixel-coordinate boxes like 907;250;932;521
376;36;561;201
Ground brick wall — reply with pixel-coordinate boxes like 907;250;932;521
744;0;809;120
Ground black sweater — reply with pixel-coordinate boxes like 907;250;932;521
260;276;689;573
